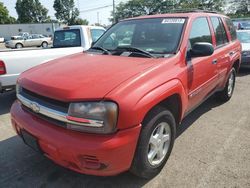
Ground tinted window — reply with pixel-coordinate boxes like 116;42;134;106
91;29;105;43
31;34;40;39
211;17;229;46
53;29;81;48
189;17;212;48
225;18;237;41
94;18;186;55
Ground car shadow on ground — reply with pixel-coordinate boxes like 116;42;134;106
237;68;250;77
176;96;222;138
0;91;16;115
0;93;224;187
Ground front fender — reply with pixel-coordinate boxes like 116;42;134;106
116;79;188;129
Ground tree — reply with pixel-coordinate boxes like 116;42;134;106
74;18;89;25
111;0;225;22
53;0;88;25
0;2;16;24
15;0;50;23
227;0;250;18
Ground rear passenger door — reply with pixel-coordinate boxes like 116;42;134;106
187;17;218;110
210;17;232;87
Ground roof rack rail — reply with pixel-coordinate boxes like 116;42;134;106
168;9;219;14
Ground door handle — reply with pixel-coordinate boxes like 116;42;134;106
229;51;234;56
212;59;217;64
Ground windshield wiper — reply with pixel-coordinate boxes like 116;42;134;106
89;46;111;55
116;46;156;58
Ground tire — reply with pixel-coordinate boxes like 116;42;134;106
41;41;48;48
216;67;236;102
15;43;23;49
130;106;176;179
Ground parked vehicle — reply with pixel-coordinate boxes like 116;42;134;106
0;25;105;92
5;34;52;49
0;37;4;43
237;30;250;68
11;11;241;179
238;22;250;30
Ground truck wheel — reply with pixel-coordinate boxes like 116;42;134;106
216;67;236;102
130;106;176;179
41;42;48;48
15;43;23;49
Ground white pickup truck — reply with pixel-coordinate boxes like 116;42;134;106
0;25;105;92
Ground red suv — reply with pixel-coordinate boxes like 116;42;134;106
11;11;241;178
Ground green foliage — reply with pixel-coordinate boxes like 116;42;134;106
227;0;250;18
0;2;16;24
15;0;50;23
74;18;89;25
111;0;225;22
53;0;88;25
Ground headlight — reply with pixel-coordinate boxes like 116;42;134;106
67;102;118;134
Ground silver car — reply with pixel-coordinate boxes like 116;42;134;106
5;34;52;49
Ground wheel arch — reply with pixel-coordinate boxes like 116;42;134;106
232;59;240;73
134;79;187;127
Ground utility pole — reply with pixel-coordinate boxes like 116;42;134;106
113;0;115;23
97;12;100;25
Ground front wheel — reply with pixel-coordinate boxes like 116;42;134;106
41;41;48;48
216;67;236;102
15;43;23;49
130;106;176;179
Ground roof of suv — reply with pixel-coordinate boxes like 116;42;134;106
124;10;228;21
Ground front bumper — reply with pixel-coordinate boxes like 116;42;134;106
11;101;141;176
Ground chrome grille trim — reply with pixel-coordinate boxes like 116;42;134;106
17;94;104;128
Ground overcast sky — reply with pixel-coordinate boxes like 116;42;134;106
1;0;128;25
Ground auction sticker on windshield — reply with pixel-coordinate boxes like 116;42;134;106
162;18;185;24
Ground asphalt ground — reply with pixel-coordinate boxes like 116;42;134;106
0;70;250;188
0;43;6;49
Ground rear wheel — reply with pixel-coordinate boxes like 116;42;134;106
15;43;23;49
216;67;236;102
130;106;176;179
41;41;48;48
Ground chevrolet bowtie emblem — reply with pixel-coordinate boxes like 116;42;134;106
30;102;40;113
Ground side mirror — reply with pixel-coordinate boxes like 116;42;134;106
191;42;214;57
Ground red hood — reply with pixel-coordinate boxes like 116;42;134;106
19;53;160;101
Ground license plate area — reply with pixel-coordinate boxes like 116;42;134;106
21;130;42;153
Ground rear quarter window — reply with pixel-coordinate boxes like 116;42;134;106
211;17;229;47
224;18;237;41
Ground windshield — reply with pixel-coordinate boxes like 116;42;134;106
237;31;250;43
93;18;186;56
53;29;81;48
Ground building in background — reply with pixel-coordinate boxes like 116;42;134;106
0;23;63;41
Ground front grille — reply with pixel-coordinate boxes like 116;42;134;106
22;105;67;128
21;87;69;113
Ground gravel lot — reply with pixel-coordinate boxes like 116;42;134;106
0;70;250;188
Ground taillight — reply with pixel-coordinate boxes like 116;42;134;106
0;60;6;75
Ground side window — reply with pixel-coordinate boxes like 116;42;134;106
189;17;212;48
91;29;105;43
211;17;229;46
224;18;237;41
